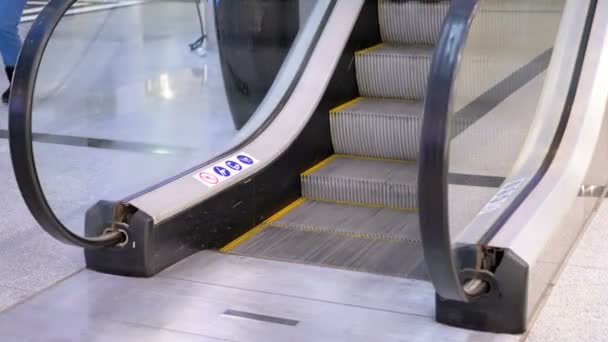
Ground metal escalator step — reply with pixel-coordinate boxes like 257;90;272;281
231;227;424;278
272;200;420;241
226;201;425;278
301;155;418;209
330;97;424;160
379;0;450;45
356;44;433;99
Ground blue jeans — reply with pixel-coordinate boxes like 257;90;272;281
0;0;27;67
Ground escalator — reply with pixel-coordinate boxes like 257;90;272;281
6;0;608;338
220;0;450;279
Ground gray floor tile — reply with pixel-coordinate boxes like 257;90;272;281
0;228;84;291
567;224;608;270
526;265;608;342
585;199;608;231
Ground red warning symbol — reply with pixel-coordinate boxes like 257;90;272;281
197;172;219;185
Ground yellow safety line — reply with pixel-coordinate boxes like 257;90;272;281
355;43;384;55
330;95;419;115
304;196;418;212
329;97;363;113
220;198;306;252
301;155;338;176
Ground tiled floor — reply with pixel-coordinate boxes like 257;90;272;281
525;200;608;341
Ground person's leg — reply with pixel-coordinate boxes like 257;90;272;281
0;0;27;103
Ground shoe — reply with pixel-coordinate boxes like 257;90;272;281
2;66;15;104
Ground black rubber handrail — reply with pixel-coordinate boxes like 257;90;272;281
9;0;124;248
418;0;479;303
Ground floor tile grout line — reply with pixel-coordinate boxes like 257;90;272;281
0;285;32;293
0;268;86;316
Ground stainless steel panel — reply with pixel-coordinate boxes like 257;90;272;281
0;253;518;341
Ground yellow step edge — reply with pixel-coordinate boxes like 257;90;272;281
355;43;384;55
329;96;419;115
329;97;363;113
303;196;418;212
220;198;306;252
301;155;338;176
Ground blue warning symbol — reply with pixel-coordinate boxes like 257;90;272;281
213;166;231;177
237;155;254;165
226;160;242;171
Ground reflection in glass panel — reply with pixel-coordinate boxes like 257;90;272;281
31;0;320;231
447;0;567;237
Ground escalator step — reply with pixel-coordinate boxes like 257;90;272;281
379;0;450;46
330;97;423;160
230;227;425;278
224;200;425;278
272;200;420;241
301;155;418;209
355;44;433;100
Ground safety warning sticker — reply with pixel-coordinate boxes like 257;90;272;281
193;152;258;187
478;178;526;215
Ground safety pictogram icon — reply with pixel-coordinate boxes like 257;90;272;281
197;172;219;185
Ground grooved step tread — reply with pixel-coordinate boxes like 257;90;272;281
332;97;423;117
225;200;424;278
301;155;418;209
303;156;417;183
329;96;427;160
273;200;421;241
355;44;434;100
230;226;426;279
379;0;450;45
